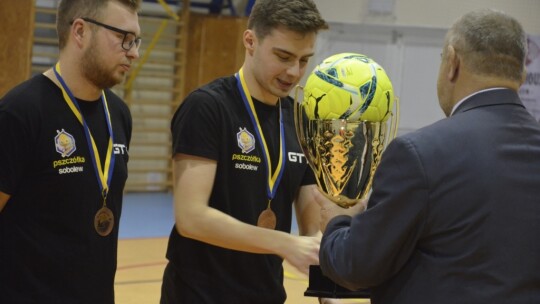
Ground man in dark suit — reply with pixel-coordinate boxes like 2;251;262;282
315;9;540;304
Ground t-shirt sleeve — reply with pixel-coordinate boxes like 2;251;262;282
170;90;222;160
0;106;32;195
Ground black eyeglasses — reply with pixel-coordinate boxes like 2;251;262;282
80;17;142;51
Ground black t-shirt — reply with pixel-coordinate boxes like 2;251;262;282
0;74;132;303
164;75;316;303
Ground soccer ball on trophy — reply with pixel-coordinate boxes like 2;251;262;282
302;52;394;122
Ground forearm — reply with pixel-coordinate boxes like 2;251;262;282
176;205;296;256
295;184;323;237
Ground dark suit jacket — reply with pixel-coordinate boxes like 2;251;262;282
320;89;540;304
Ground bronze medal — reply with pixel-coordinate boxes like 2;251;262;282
94;206;114;236
257;207;277;230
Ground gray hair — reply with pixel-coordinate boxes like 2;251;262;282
445;9;526;82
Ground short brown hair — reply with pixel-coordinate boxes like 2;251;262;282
247;0;328;40
445;9;526;82
56;0;140;50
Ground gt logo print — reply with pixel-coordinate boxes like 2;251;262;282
288;152;306;163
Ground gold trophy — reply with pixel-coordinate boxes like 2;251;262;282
293;53;399;298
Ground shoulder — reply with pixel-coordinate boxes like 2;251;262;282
0;75;56;111
385;118;460;167
0;75;59;126
179;76;239;114
188;76;237;104
399;115;459;143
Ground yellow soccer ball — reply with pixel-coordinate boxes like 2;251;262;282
303;52;394;122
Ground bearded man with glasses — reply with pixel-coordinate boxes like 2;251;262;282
0;1;140;303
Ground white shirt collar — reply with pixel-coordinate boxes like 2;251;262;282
450;87;508;116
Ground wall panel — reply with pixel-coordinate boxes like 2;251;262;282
184;13;247;96
0;0;35;97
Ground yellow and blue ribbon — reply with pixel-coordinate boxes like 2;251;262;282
235;68;285;200
53;63;115;201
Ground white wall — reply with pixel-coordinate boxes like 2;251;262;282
313;0;540;35
305;0;540;133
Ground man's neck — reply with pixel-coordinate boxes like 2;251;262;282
45;58;102;101
449;66;520;110
240;65;279;106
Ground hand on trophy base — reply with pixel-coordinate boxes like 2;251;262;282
314;188;367;232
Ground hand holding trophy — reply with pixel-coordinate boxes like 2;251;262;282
293;53;399;298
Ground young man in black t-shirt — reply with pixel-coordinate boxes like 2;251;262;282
0;0;140;303
160;0;330;303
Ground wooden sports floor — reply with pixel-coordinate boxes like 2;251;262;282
115;237;370;304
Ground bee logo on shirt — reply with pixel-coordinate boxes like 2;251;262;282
55;129;76;157
237;127;255;154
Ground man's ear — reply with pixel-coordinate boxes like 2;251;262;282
71;18;86;48
243;29;256;54
446;45;460;82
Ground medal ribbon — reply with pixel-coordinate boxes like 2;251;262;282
53;63;115;201
235;68;286;201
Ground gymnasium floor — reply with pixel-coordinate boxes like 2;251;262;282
116;192;369;304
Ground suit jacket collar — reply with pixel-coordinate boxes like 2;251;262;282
452;88;524;116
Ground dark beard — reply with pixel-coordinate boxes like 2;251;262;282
81;43;123;89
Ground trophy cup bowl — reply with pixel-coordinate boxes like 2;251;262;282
293;84;399;299
294;85;399;207
296;113;387;208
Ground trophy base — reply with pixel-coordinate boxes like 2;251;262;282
304;265;371;299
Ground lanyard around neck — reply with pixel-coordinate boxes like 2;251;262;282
53;63;116;199
235;69;286;200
